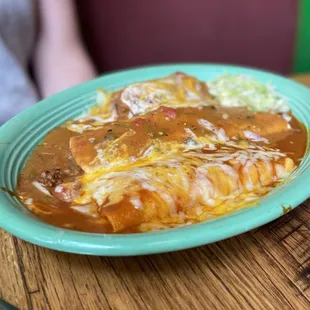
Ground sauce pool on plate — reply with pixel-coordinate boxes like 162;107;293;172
16;73;307;233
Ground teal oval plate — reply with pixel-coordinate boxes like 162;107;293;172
0;64;310;256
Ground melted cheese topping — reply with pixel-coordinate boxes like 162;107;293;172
17;72;305;234
120;78;205;116
65;73;215;133
62;73;298;232
72;144;295;231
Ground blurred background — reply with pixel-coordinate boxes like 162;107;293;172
75;0;307;75
0;0;309;125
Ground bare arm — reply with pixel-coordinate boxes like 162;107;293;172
33;0;97;98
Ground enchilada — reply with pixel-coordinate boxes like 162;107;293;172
16;73;307;233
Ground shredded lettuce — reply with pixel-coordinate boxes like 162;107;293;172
207;74;289;113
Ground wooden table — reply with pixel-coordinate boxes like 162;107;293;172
1;76;310;310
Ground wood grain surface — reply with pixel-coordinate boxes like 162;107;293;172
1;77;310;310
291;74;310;87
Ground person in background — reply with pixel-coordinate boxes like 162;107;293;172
0;0;96;125
1;0;298;125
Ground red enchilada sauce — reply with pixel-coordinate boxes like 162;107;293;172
16;104;307;233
